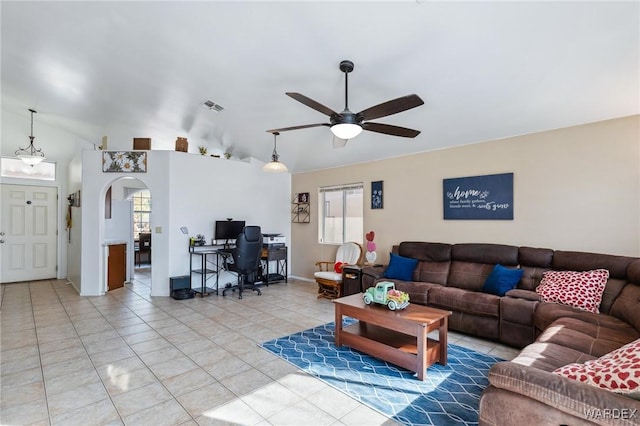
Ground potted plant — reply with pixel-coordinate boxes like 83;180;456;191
198;146;208;155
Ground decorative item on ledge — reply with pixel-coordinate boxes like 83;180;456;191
102;151;147;173
98;135;108;150
133;137;151;150
292;193;310;223
175;137;188;152
198;146;208;155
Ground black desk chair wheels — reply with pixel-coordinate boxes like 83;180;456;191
222;226;263;299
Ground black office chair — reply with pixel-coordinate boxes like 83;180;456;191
222;226;263;299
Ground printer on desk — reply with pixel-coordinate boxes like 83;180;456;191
262;233;286;248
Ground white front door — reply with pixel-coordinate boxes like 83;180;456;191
1;184;58;283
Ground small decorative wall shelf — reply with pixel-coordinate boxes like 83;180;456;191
292;193;310;223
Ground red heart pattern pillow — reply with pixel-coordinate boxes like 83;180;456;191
554;338;640;398
535;269;609;313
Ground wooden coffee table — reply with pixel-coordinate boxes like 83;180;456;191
333;293;452;380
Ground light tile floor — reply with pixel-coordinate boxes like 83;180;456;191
1;270;520;426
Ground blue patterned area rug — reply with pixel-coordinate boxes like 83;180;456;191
260;320;503;426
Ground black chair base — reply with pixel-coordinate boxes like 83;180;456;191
222;279;262;299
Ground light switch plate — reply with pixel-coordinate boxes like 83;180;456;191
155;226;162;234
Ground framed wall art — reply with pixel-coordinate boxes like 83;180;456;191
443;172;513;220
102;151;147;173
371;180;383;209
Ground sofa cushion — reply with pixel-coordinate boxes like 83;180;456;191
383;253;418;281
554;338;640;399
414;261;451;285
535;300;639;332
486;361;640;425
515;246;554;291
511;341;597;372
536;269;609;313
398;241;451;262
448;261;495;291
536;316;639;358
610;283;640;333
451;243;519;265
552;251;636;279
600;278;630;315
428;286;500;317
314;271;342;282
392;280;442;306
482;264;524;296
397;242;452;284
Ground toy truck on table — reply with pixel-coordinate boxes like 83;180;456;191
363;281;410;311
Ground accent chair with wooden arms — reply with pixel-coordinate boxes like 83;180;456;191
315;242;362;299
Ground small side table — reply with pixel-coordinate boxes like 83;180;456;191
342;265;363;296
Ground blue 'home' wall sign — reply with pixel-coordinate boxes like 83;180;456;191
443;173;514;220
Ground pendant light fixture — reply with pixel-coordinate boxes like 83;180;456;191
15;109;46;166
262;131;288;173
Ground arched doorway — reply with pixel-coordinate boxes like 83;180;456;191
104;177;151;293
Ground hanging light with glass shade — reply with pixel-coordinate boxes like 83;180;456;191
15;109;46;166
262;131;288;173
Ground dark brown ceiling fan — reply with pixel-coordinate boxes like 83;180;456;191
267;60;424;141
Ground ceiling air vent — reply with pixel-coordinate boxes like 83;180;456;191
204;100;224;112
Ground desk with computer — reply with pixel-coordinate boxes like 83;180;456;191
187;219;287;299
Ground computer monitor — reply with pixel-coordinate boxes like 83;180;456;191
214;220;246;241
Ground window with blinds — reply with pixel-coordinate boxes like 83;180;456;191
318;183;363;244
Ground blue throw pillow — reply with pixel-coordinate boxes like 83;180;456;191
482;264;524;296
383;253;419;281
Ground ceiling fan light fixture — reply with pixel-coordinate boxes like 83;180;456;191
331;123;362;140
15;109;46;166
262;132;288;173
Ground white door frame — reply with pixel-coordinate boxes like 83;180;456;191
0;183;59;283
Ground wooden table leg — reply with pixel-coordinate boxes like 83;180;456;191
417;324;427;380
334;304;342;347
439;316;448;366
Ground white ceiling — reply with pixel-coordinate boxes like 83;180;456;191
2;1;638;173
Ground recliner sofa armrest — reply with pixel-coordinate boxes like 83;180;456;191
505;289;542;302
362;265;385;278
362;265;386;289
488;361;640;426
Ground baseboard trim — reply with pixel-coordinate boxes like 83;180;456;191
289;275;315;283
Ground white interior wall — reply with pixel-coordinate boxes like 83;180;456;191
65;153;82;291
291;116;640;280
167;153;291;287
77;149;291;296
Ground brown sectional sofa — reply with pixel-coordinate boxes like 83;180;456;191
361;241;640;425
